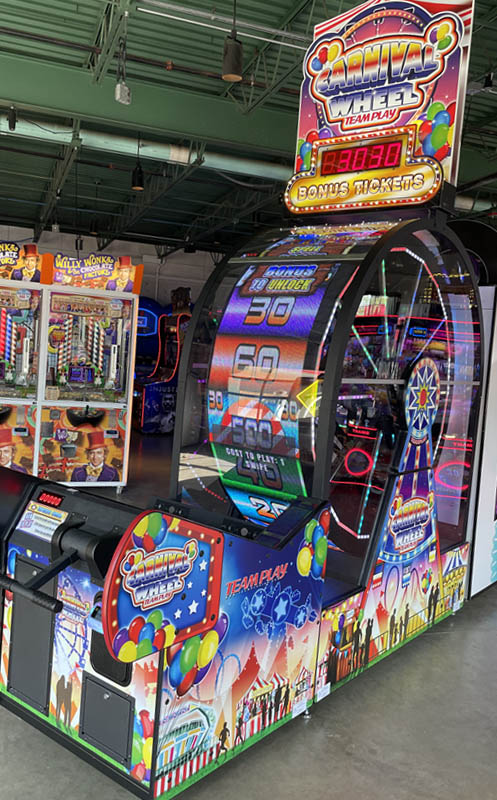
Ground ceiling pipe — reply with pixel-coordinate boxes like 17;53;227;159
0;26;298;96
454;195;495;213
0;115;293;181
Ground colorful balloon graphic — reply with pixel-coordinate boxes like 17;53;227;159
166;612;229;696
297;508;329;579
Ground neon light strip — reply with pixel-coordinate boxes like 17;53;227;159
311;264;361;459
329;503;369;540
147;312;190;380
358;432;383;537
396;262;422;359
351;325;378;375
380;260;390;361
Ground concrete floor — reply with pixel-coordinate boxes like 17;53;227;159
0;584;496;800
3;433;496;799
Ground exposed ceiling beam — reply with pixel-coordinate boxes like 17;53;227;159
87;0;132;84
97;143;206;249
245;58;303;114
223;0;315;99
158;181;283;257
33;125;82;241
0;52;296;156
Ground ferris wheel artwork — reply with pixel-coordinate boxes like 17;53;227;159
50;565;94;729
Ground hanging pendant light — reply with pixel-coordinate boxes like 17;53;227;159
222;0;243;82
132;136;145;191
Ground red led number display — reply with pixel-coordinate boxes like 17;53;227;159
37;491;64;508
321;141;403;176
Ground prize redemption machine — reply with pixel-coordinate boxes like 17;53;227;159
0;243;51;476
0;2;487;800
38;253;142;489
134;290;192;434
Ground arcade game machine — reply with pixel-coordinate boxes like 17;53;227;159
0;242;51;475
134;296;164;377
0;2;485;799
37;252;142;489
134;289;192;435
173;0;481;714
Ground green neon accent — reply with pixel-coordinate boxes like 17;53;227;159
155;700;313;800
380;259;390;361
351;325;379;375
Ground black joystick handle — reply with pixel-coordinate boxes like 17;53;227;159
0;575;63;614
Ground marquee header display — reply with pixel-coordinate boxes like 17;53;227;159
286;0;474;215
0;243;143;293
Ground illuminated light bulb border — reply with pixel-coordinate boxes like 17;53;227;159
285;126;443;214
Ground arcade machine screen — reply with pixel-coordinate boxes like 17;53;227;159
176;224;480;588
0;287;41;397
176;223;393;523
45;294;133;403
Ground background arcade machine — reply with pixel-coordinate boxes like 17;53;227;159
37;252;142;489
0;242;50;476
134;289;192;435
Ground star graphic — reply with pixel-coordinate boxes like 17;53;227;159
187;581;193;589
273;596;289;622
174;608;182;620
201;589;206;597
295;607;307;627
188;599;199;615
252;592;264;612
199;560;207;571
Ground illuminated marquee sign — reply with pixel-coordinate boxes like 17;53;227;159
306;15;459;133
285;126;443;213
289;0;474;212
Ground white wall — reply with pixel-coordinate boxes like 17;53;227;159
0;224;217;305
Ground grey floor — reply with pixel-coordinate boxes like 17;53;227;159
1;433;496;799
0;584;496;799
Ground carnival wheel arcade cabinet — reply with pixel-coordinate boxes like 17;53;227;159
0;1;486;799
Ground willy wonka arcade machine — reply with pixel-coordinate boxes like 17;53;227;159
0;1;483;799
38;252;142;489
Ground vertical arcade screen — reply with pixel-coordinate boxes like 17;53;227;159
45;293;133;403
177;224;394;525
0;287;41;398
206;261;332;524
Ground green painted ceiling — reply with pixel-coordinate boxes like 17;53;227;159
0;0;496;254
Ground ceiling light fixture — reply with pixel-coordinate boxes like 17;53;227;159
7;106;16;132
222;0;243;82
132;137;145;191
115;16;132;105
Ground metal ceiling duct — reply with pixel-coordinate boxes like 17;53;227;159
0;115;292;182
